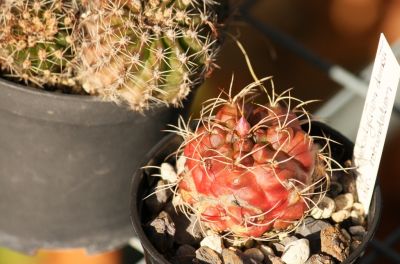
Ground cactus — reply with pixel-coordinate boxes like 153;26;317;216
0;0;79;89
0;0;225;110
173;80;332;239
77;0;222;111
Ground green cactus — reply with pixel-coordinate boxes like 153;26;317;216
78;0;223;111
0;0;225;111
0;0;79;90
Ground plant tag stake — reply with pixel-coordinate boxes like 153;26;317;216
354;34;400;213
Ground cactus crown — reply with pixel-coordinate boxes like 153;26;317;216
167;78;336;240
0;0;79;89
79;0;222;111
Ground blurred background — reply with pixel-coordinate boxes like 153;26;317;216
1;0;400;263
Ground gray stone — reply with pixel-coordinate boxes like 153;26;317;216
244;248;264;263
350;240;362;252
340;228;351;241
321;226;350;262
337;166;358;199
305;254;335;264
348;225;366;237
259;245;275;257
173;244;196;264
281;239;310;264
273;236;298;253
296;217;332;237
196;246;222;264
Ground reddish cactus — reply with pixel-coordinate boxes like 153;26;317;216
175;81;329;238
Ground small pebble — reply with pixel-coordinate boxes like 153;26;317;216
244;248;264;263
146;211;176;252
350;203;366;224
341;228;351;241
226;238;254;248
160;162;178;183
176;244;196;256
296;217;332;237
331;209;350;223
350;240;362;252
281;238;310;264
273;236;298;253
338;168;358;198
222;248;244;264
173;244;196;264
200;235;224;254
265;255;285;264
149;211;175;236
305;254;335;264
350;210;365;225
328;181;343;197
352;203;365;215
334;193;354;211
196;247;222;264
259;245;275;257
349;225;366;237
321;226;350;262
310;196;335;219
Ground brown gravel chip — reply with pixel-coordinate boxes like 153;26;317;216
321;226;350;262
196;246;223;264
222;248;245;264
305;254;335;264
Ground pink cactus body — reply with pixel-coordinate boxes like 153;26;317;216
178;102;317;237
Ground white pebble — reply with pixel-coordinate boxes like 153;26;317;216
176;155;186;175
331;209;350;223
310;196;336;219
334;193;354;211
350;210;365;225
200;235;223;254
160;162;177;183
281;239;310;264
352;202;365;215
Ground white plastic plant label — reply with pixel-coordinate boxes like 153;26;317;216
354;34;400;213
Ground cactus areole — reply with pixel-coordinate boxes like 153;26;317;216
177;85;327;238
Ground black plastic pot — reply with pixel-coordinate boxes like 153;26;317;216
0;77;184;254
130;121;382;264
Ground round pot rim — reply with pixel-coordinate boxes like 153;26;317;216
0;77;175;125
130;122;382;264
